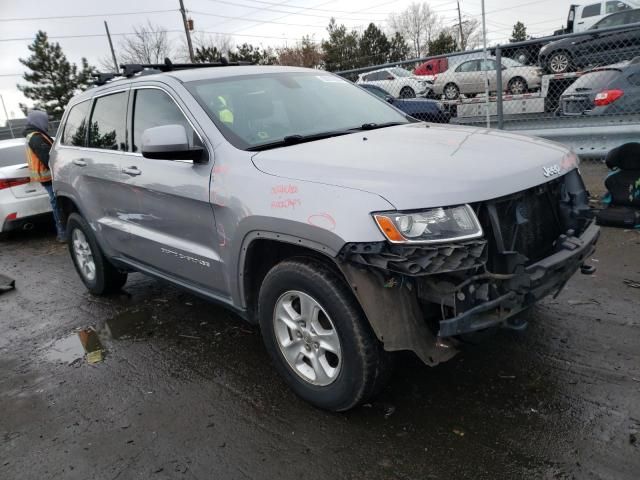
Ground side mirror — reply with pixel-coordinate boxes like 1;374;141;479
386;75;395;80
141;124;204;162
385;95;394;103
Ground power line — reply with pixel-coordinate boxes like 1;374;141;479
198;0;389;19
0;28;303;43
0;9;176;23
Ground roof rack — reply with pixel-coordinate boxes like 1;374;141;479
92;57;253;86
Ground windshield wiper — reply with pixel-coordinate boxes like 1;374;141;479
246;130;353;151
354;121;406;131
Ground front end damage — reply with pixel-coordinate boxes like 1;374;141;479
337;168;600;366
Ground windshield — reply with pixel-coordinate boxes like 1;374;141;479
390;67;412;77
186;72;408;150
502;57;524;67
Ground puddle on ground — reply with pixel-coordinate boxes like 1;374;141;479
44;328;104;365
102;309;156;340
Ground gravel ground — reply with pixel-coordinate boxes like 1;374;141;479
1;163;639;480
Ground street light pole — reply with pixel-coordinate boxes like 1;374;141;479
0;94;15;139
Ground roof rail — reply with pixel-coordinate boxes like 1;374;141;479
120;57;252;77
92;57;253;86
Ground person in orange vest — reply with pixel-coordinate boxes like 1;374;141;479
23;110;65;242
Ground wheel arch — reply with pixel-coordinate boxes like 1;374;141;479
239;233;347;323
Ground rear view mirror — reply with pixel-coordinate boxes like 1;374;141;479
141;124;204;162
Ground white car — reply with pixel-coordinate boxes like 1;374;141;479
356;67;431;98
0;138;51;233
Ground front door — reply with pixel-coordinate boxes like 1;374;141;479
116;86;224;295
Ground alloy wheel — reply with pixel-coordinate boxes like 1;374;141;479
72;228;96;282
549;53;569;73
273;290;342;386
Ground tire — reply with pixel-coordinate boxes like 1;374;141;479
508;77;528;95
547;51;572;74
443;83;460;100
258;258;393;411
399;86;416;98
512;48;531;65
67;213;127;295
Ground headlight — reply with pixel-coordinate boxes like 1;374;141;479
373;204;483;244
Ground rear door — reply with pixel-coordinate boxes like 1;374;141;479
115;85;222;293
80;90;134;254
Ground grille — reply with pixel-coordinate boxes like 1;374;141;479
488;180;563;264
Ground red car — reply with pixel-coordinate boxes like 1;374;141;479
414;57;449;78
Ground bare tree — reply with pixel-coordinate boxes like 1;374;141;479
387;2;439;57
117;21;173;64
277;36;323;68
460;18;482;50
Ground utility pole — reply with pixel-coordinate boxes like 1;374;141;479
104;21;119;72
179;0;195;62
457;0;465;50
0;94;15;139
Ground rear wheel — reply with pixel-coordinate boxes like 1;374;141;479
399;86;416;98
508;77;528;94
444;83;460;100
258;258;392;411
547;51;572;74
67;213;127;295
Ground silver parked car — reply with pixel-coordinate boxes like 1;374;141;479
51;64;598;411
433;57;543;99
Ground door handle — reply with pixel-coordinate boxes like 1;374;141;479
73;159;87;167
121;166;142;176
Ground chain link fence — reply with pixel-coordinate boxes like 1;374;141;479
337;19;640;164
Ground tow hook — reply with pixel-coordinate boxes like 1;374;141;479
580;263;596;275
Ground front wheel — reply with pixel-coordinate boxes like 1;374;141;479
443;83;460;100
67;213;127;295
399;86;416;98
258;258;392;411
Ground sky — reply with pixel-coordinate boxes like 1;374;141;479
0;0;577;122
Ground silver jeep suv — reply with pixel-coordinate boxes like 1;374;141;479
51;63;599;411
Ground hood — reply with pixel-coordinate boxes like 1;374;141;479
251;123;574;210
24;110;48;134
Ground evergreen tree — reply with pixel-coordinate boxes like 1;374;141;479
428;31;458;56
18;31;94;119
510;21;527;42
194;45;223;63
388;32;411;63
359;23;390;67
322;18;360;71
229;43;277;65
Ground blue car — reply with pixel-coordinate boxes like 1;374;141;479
359;84;450;123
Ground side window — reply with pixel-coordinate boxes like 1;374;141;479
582;3;602;18
628;9;640;23
132;88;196;153
457;61;478;73
88;92;128;151
479;60;496;71
61;101;91;146
363;73;374;82
595;11;628;28
606;1;632;13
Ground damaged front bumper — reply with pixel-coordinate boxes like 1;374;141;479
436;221;599;337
